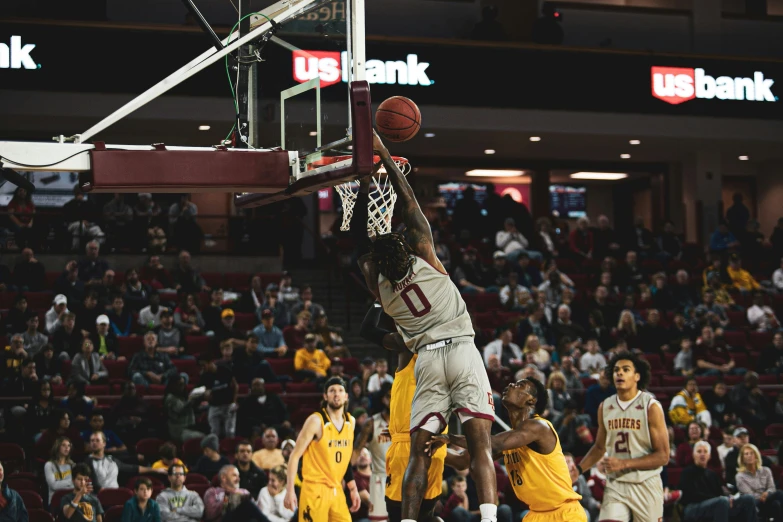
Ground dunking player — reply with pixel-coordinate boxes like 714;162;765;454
356;131;497;522
353;380;393;522
577;351;668;522
428;377;585;522
284;377;361;522
359;303;448;522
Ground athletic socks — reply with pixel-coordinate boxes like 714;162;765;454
480;503;498;522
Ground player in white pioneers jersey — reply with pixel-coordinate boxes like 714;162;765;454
354;382;393;522
357;131;497;522
578;351;669;522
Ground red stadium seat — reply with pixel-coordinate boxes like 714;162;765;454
125;475;165;491
6;478;37;492
641;354;665;374
0;443;26;473
135;438;166;460
723;374;743;385
722;331;747;350
185;473;210;485
667;467;683;488
19;490;44;510
287;382;317;393
726;312;748;330
223;273;251;291
234;312;257;331
695;376;717;387
85;385;110;395
750;331;774;351
759;374;778;385
341;357;360;375
49;490;70;515
268;358;294;376
185;336;209;358
26;292;55;311
661;376;685;388
173;359;199;381
118;336;144;358
182;437;205;464
97;488;134;508
28;509;55;522
103;505;124;522
201;272;224;289
187;483;209;498
730;352;748;369
265;383;283;394
103;360;128;380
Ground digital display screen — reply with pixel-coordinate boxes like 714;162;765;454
549;184;587;218
436;182;488;215
0;171;82;207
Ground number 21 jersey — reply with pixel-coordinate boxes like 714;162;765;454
602;391;662;483
378;256;474;352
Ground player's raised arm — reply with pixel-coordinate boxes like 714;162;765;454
576;402;607;472
373;131;441;267
359;303;405;352
489;419;549;456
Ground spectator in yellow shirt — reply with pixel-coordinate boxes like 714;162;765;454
669;377;712;428
294;333;331;383
728;255;761;293
151;442;189;473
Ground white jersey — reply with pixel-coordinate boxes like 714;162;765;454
602;391;662;483
378;256;474;352
368;412;391;474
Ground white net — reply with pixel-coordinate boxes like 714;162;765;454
334;157;411;235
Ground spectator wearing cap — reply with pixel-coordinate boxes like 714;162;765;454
129;331;181;388
294;333;330;384
496;217;542;263
238;378;289;436
200;340;239;438
724;427;773;485
728;255;761;293
91;314;121;361
232;335;278;385
22;315;48;358
154;310;193;360
139;291;168;330
261;284;290;328
55;260;86;306
454;247;491;294
487;251;512;289
289;285;325;327
283;311;310;352
45;294;70;335
212;309;247;354
328;358;351;382
193;434;230;480
77;240;110;284
203;288;225;334
252;309;288;357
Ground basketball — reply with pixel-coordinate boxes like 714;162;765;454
375;96;421;142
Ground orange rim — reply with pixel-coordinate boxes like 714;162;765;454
309;154;408;168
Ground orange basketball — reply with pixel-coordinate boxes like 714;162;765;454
375;96;421;142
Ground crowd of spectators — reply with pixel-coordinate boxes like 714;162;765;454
5;187;783;522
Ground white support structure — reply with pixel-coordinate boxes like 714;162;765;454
0;0;367;179
0;141;296;172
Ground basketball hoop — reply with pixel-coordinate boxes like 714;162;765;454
311;155;411;235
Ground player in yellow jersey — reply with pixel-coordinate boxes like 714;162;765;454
360;302;447;522
429;378;586;522
284;377;362;522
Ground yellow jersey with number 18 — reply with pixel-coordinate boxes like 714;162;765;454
501;416;581;512
302;409;355;488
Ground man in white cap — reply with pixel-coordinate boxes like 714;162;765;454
45;294;70;334
92;314;121;360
